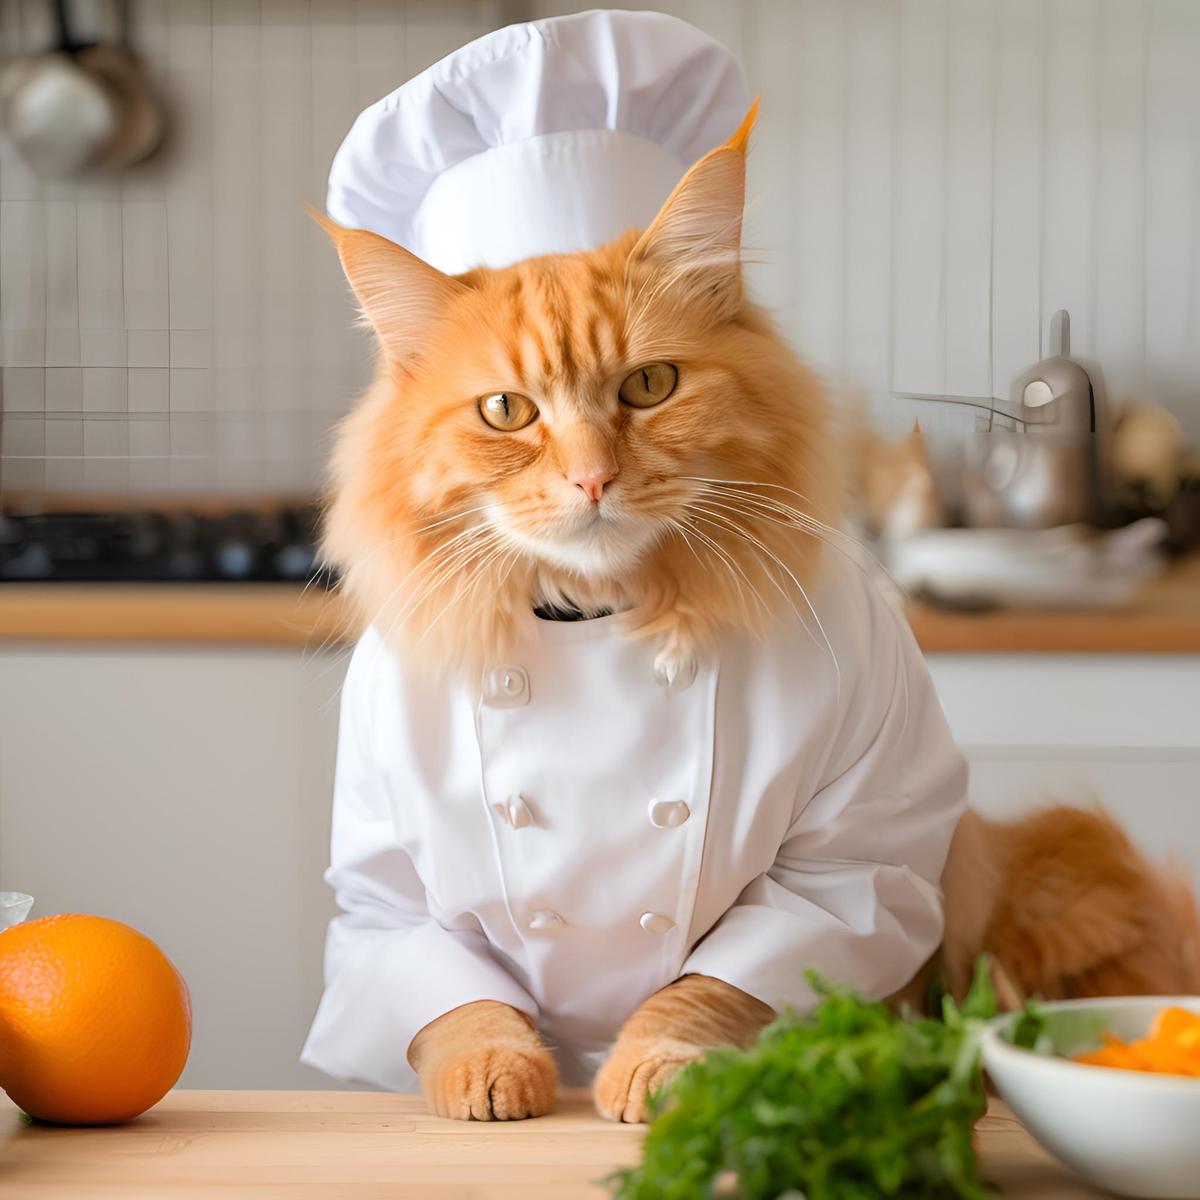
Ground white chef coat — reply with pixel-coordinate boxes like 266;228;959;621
300;556;968;1090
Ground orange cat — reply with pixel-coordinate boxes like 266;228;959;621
317;105;837;1123
941;806;1200;1006
313;92;1197;1127
318;100;837;689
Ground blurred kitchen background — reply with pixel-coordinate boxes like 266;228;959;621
1;0;1199;1090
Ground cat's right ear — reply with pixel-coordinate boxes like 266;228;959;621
310;209;466;369
628;99;759;321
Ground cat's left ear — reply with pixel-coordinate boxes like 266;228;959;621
310;208;467;370
629;98;759;320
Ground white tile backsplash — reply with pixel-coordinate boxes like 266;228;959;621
75;203;126;332
80;330;128;369
3;368;45;413
45;368;83;412
1;200;47;344
122;202;171;331
82;368;129;414
45;416;83;459
44;202;79;337
4;415;44;456
3;0;1200;496
45;328;82;368
2;328;46;368
128;330;171;369
129;417;169;457
128;368;171;413
170;330;212;369
170;369;213;413
83;417;129;459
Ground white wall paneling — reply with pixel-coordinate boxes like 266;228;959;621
0;646;347;1090
891;0;948;396
927;652;1200;890
840;0;896;403
2;0;1199;496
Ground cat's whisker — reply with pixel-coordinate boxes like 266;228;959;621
686;489;852;570
685;476;876;572
351;506;498;561
414;538;515;649
398;529;505;619
688;505;842;696
688;481;907;599
405;503;496;537
670;515;750;611
687;477;877;558
305;529;488;674
683;475;818;506
377;528;504;651
675;515;771;620
688;508;819;652
688;485;846;563
684;476;841;540
305;510;501;664
370;525;497;633
667;516;757;625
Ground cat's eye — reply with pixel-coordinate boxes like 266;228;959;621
479;391;538;431
619;363;678;409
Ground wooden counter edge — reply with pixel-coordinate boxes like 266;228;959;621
0;579;1198;654
0;584;355;649
906;605;1200;654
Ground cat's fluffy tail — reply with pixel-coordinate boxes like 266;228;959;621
939;804;1200;1007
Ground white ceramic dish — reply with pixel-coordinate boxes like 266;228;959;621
982;997;1200;1199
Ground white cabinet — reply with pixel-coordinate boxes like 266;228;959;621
927;655;1200;878
0;647;349;1090
2;645;1195;1090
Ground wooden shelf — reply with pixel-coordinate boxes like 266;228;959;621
1;556;1198;653
0;584;350;649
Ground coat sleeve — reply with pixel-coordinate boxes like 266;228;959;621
300;632;539;1092
681;591;967;1012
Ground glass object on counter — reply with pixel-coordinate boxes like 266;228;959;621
0;892;34;928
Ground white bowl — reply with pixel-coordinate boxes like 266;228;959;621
982;997;1200;1198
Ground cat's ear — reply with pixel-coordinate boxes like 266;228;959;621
629;99;759;319
310;209;466;368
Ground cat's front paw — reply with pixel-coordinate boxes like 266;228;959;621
593;1035;704;1123
423;1042;558;1121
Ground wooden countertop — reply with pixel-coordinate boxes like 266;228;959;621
906;552;1200;654
0;583;352;649
1;555;1198;654
0;1089;1102;1199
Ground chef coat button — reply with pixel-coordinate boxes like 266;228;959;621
507;796;534;829
648;799;690;828
529;910;563;930
483;665;530;708
639;912;675;935
654;656;697;691
490;797;535;829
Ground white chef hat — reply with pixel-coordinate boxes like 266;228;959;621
325;9;750;275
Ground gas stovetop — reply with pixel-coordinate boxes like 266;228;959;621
0;505;330;584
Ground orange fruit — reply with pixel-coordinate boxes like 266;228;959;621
0;914;191;1124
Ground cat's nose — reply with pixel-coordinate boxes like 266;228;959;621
568;465;617;503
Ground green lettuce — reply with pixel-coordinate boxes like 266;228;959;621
610;961;1041;1200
